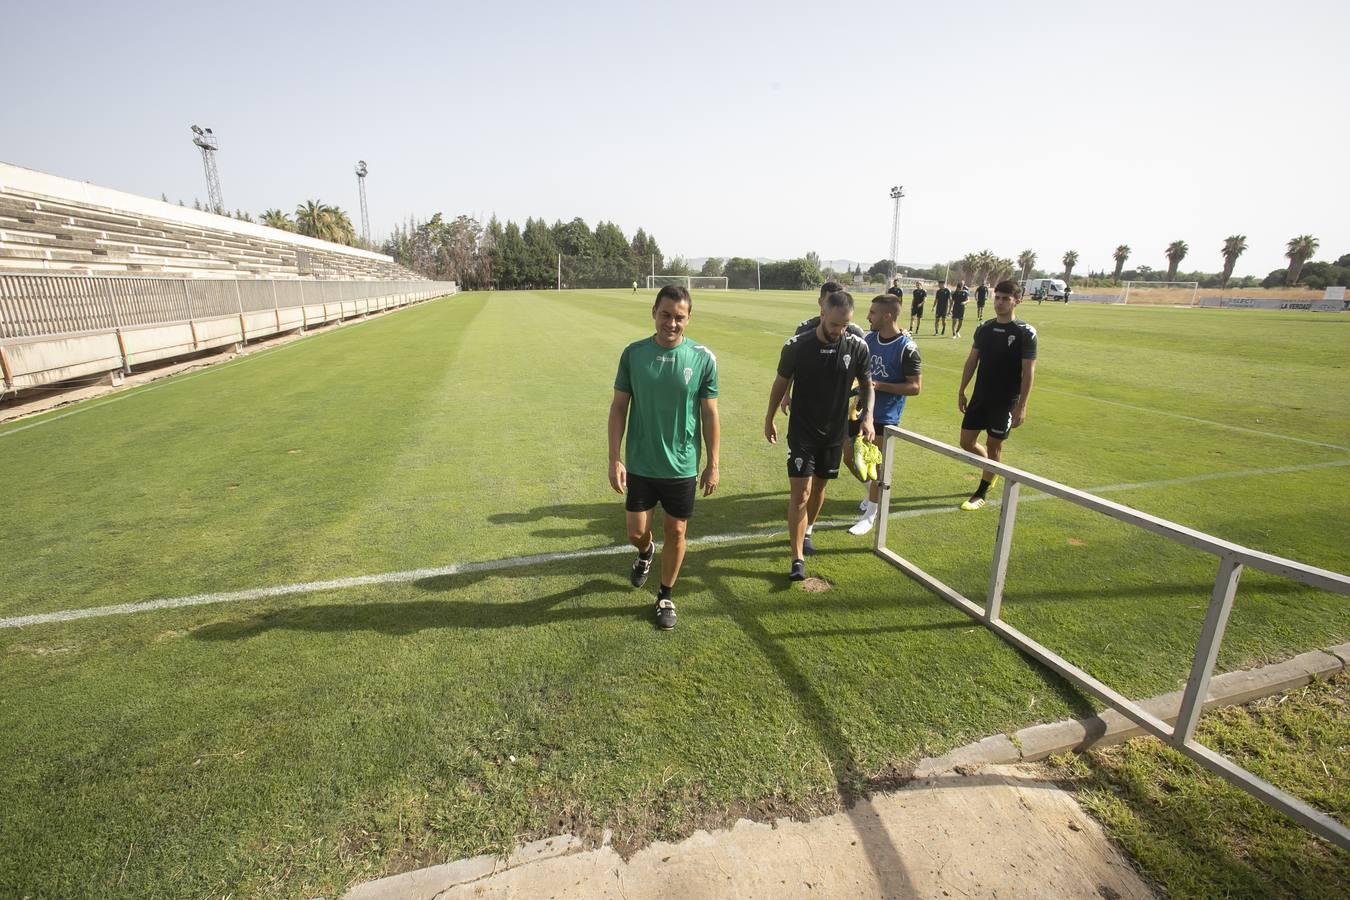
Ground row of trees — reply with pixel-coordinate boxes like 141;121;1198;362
258;203;359;246
1059;235;1331;288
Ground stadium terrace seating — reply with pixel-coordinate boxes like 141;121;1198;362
0;163;422;281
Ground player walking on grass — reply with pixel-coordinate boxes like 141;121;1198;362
956;280;1037;511
975;282;989;321
609;285;720;630
765;291;873;581
848;295;921;536
779;281;865;415
933;281;952;335
951;282;970;339
909;282;927;333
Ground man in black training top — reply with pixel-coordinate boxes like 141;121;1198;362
957;280;1038;511
951;281;970;339
909;282;927;333
887;277;905;299
779;281;866;415
933;281;952;336
975;281;989;321
765;291;873;581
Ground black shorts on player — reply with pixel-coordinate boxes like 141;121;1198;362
911;302;924;318
625;473;697;520
786;436;845;480
961;396;1016;441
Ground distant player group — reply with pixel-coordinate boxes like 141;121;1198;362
610;279;1037;630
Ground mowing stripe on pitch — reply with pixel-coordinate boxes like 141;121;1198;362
4;458;1348;631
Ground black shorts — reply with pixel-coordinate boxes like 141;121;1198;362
961;395;1017;441
935;303;949;317
911;303;924;317
952;305;966;321
976;300;986;310
626;473;697;520
786;435;845;480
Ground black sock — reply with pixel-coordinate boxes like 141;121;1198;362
639;542;654;560
973;478;993;499
657;584;672;600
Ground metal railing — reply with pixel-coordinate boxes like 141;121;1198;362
0;273;456;341
874;426;1350;849
0;273;457;393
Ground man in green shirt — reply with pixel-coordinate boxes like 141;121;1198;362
608;285;721;630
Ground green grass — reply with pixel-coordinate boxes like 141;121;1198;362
1;291;1347;897
1049;673;1350;899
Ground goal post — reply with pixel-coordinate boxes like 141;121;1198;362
1121;281;1200;306
645;275;728;290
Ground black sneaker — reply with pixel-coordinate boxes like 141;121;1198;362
789;559;806;581
803;534;816;556
630;544;654;588
655;597;677;630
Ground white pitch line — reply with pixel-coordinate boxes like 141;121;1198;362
3;458;1349;631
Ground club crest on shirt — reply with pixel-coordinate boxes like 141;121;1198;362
683;367;693;385
1007;335;1015;346
842;354;851;368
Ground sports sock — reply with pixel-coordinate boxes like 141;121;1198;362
973;478;993;499
805;523;814;536
864;500;878;515
657;584;672;600
639;541;654;559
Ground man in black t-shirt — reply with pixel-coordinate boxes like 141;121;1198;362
782;281;865;415
957;280;1038;511
975;282;989;321
951;281;970;339
909;283;927;332
766;291;873;580
887;278;905;299
933;281;952;335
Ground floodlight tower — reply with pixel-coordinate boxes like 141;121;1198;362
190;125;224;214
888;185;905;277
355;160;371;246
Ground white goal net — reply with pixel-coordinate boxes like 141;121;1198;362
1121;281;1200;306
646;275;729;290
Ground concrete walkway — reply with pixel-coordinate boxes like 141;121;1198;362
347;765;1153;900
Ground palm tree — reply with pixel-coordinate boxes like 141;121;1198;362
1112;245;1130;280
294;201;358;245
260;209;295;232
1219;235;1247;288
1062;250;1079;281
1017;249;1036;280
1285;234;1319;285
1165;240;1188;280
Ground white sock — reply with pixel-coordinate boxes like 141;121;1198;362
864;500;879;515
805;524;814;536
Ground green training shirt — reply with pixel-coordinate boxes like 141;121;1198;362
614;336;719;479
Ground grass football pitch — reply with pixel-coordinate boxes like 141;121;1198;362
1;289;1347;897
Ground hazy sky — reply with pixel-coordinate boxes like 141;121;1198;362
4;0;1347;277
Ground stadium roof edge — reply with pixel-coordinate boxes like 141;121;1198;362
0;160;395;264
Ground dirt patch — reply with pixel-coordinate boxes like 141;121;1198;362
7;643;79;657
1068;538;1087;546
800;577;832;593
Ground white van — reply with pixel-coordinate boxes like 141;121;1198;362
1023;278;1067;300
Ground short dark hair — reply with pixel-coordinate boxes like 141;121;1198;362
819;281;844;298
654;284;692;313
824;290;853;311
871;294;901;316
993;279;1022;299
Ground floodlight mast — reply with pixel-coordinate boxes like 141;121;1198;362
190;125;224;214
355;160;371;246
888;185;905;278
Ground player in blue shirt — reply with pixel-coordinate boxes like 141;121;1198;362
848;295;922;535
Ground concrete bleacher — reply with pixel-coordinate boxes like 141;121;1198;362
0;161;422;281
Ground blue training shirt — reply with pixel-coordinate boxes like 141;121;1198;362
865;331;922;425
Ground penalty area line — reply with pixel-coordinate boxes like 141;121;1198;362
3;458;1348;631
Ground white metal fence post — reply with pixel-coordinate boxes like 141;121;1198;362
985;479;1021;622
873;427;898;551
1173;553;1244;745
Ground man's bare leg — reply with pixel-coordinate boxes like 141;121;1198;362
788;477;812;562
660;515;688;590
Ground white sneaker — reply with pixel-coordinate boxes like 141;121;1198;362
848;513;877;536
